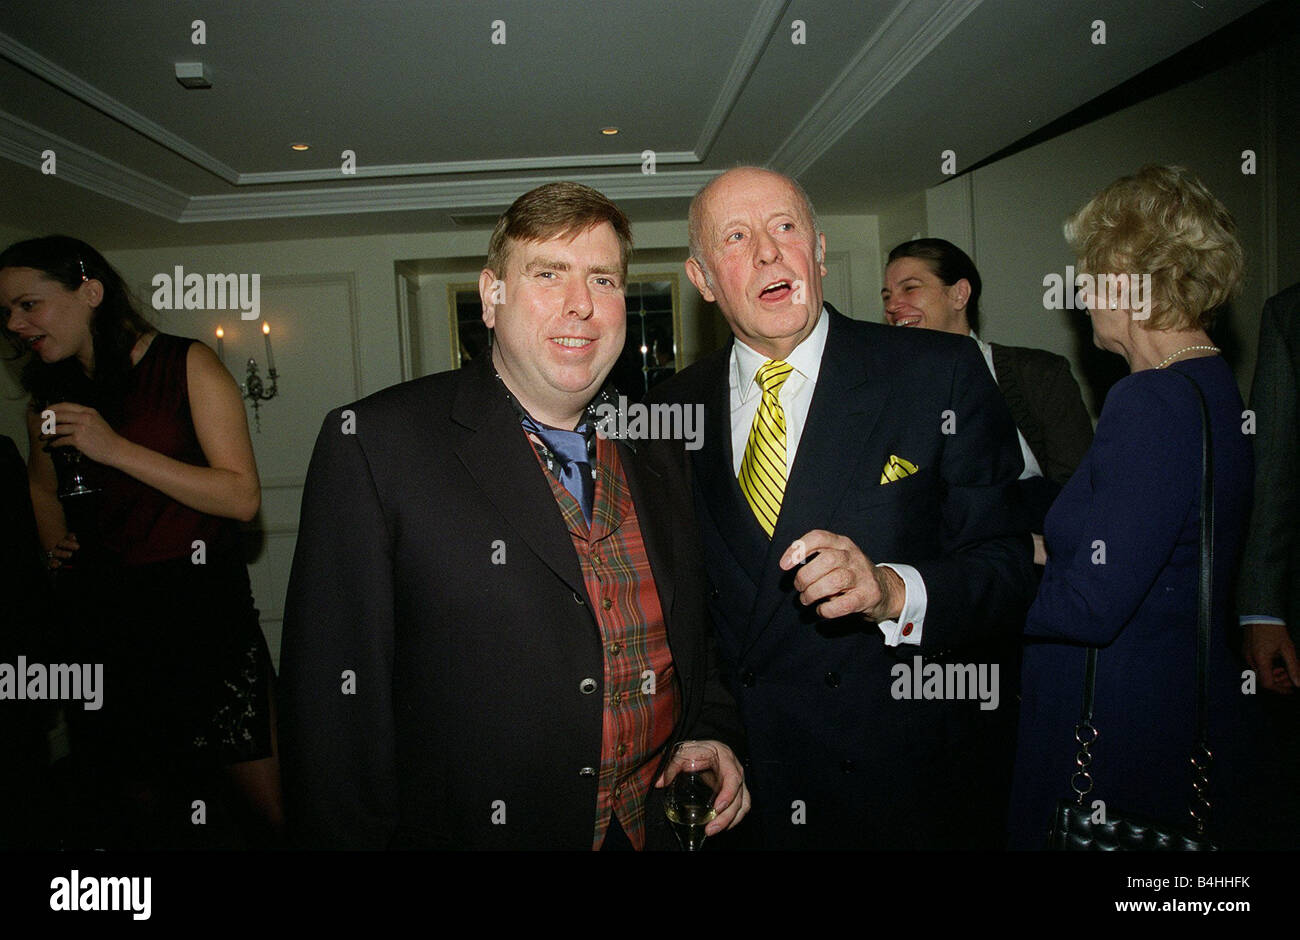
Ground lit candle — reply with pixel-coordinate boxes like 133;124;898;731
262;322;275;372
215;326;224;363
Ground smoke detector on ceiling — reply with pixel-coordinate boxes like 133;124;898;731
175;62;211;89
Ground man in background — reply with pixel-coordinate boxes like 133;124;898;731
0;434;57;847
1239;281;1300;848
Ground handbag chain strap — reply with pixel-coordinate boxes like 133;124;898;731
1183;371;1215;835
1066;369;1215;835
1069;652;1098;804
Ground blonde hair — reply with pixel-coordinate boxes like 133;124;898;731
1064;164;1244;330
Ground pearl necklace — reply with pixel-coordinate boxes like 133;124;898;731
1156;345;1219;369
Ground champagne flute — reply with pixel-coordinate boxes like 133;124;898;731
663;741;721;852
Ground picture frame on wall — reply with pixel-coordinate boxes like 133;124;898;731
447;273;681;398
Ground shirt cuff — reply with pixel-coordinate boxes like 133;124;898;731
1239;615;1287;628
875;563;926;647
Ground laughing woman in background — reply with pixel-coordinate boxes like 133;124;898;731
0;235;282;848
881;238;1094;560
1008;166;1258;849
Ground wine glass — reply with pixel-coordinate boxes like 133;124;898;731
40;396;102;567
663;741;721;852
48;442;99;500
38;390;100;501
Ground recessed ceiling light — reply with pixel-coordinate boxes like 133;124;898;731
600;126;619;136
291;143;310;151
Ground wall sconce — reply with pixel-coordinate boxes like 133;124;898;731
216;323;280;432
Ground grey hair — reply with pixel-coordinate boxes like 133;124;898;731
687;165;823;288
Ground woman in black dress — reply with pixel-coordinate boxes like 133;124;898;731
0;235;281;847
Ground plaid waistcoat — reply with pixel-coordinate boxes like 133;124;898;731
532;431;680;850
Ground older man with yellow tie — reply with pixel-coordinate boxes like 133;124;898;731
651;166;1033;849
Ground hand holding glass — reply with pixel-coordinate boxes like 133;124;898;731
663;741;721;852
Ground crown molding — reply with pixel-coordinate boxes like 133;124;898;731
181;170;719;222
691;0;791;161
0;108;188;219
0;103;719;222
770;0;982;178
0;0;781;190
0;31;241;183
235;150;699;185
0;0;909;224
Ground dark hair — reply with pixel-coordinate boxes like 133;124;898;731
886;238;982;334
0;235;152;418
485;181;633;280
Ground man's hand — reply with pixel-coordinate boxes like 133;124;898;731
780;529;905;622
655;740;749;835
1243;623;1299;694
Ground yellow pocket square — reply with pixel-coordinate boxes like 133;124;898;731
880;454;919;484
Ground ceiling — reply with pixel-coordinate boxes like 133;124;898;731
0;0;1274;248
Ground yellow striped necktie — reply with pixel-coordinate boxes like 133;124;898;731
738;359;794;537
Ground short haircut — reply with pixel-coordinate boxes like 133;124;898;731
886;237;982;334
1065;164;1244;331
687;166;823;285
485;181;632;280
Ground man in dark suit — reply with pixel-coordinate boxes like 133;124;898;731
1239;281;1300;847
881;237;1093;557
280;182;747;850
652;167;1033;848
1;434;58;848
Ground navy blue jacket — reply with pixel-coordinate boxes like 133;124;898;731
651;306;1034;848
1010;356;1256;848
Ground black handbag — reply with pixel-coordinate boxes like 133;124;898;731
1048;370;1218;851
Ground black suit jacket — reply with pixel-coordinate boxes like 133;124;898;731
651;306;1034;848
1239;283;1300;633
280;354;743;849
1;435;49;652
989;343;1094;532
1;435;56;849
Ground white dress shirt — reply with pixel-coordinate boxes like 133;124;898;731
969;330;1043;481
729;307;928;646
